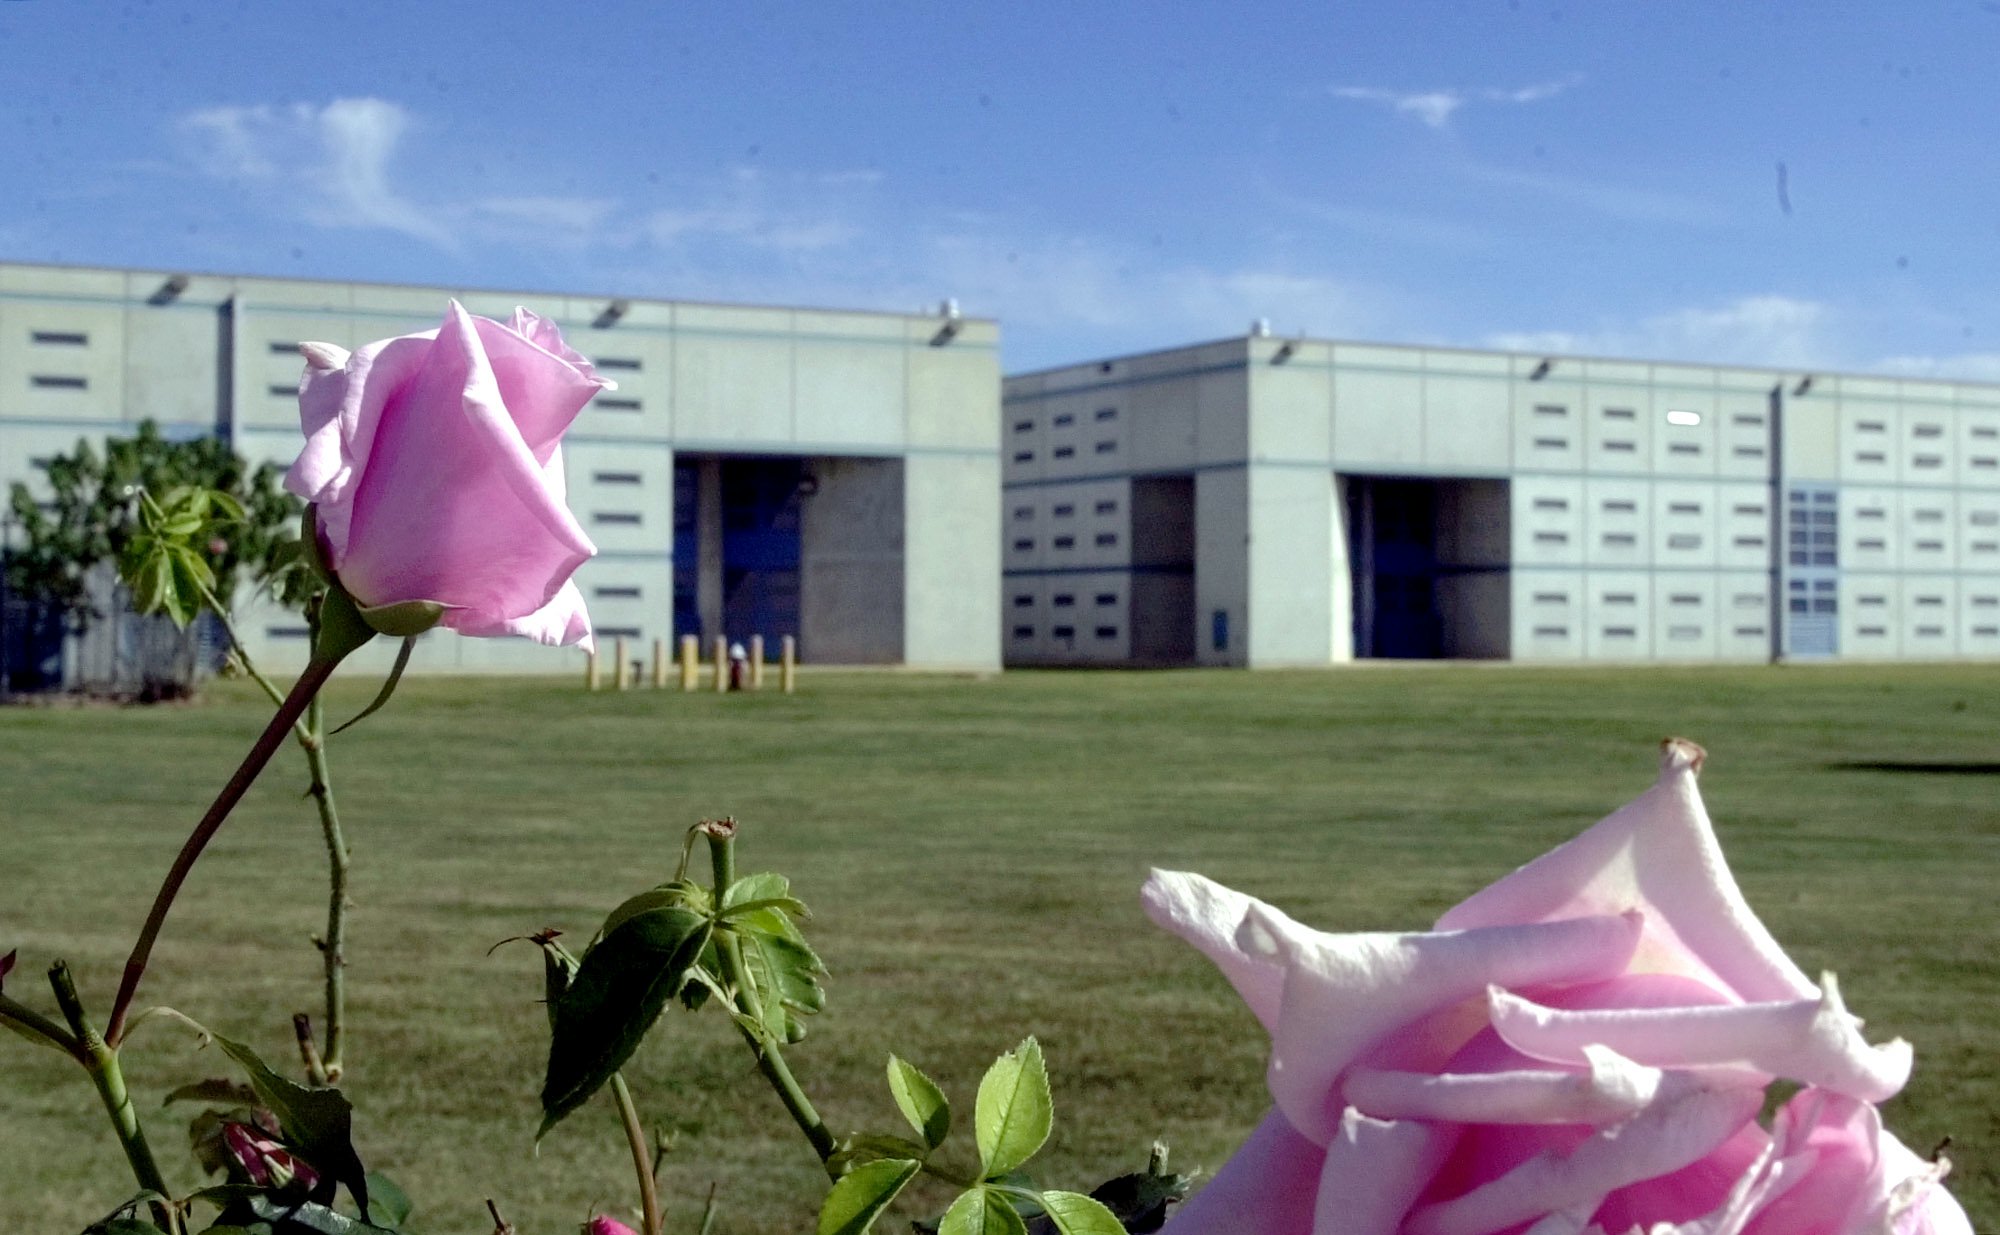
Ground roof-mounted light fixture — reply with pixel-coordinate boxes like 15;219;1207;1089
1529;358;1553;381
147;273;191;306
930;298;963;347
1793;375;1815;397
1273;336;1301;364
593;298;631;329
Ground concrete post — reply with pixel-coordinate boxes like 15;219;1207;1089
678;635;699;691
749;634;765;690
650;638;666;688
712;635;728;693
585;646;600;691
613;636;629;690
780;635;797;694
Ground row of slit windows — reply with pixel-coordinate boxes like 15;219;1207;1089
1530;624;1768;640
1012;499;1120;520
1530;590;1768;610
1528;497;1765;517
1013;591;1121;608
1011;533;1121;550
1011;624;1121;641
1013;440;1119;463
1530;531;1729;550
1012;406;1119;434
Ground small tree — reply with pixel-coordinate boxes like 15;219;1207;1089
4;421;307;694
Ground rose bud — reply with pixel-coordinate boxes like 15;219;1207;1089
583;1217;638;1235
221;1121;320;1193
285;302;614;648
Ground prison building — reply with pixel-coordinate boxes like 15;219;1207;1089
0;261;1000;682
1002;333;2000;666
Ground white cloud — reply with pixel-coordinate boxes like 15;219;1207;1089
1486;295;1832;367
1331;75;1582;130
180;98;457;249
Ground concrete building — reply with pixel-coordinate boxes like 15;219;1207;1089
1002;332;2000;666
0;261;1000;682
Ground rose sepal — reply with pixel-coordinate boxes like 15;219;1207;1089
354;597;451;637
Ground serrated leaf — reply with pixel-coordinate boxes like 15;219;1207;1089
722;871;791;908
361;1172;413;1229
1037;1192;1124;1235
733;918;826;1039
939;1187;1028;1235
887;1055;951;1150
211;1034;370;1218
597;883;706;943
974;1038;1052;1180
718;894;812;921
239;1195;400;1234
816;1157;919;1235
539;907;710;1136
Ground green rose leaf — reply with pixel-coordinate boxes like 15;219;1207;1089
887;1054;952;1150
539;906;710;1136
210;1034;371;1218
1037;1191;1125;1235
816;1157;920;1235
939;1186;1028;1235
974;1038;1052;1180
733;915;826;1040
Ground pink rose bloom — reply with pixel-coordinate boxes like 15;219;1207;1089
285;301;612;648
1144;740;1971;1235
584;1217;638;1235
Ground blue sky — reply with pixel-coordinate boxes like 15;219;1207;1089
4;1;1999;376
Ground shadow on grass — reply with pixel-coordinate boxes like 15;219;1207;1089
1827;760;2000;776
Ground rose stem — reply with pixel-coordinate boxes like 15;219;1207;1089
201;577;350;1083
610;1072;664;1235
105;655;341;1047
51;960;177;1231
302;693;351;1082
702;823;838;1168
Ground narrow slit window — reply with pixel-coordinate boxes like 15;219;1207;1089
30;375;86;389
32;330;88;346
596;397;642;411
594;471;642;485
597;357;643;371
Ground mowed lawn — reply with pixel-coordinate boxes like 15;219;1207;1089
3;664;1997;1234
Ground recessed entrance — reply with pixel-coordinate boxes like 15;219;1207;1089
1345;476;1510;659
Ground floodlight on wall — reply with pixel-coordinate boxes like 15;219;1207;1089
1529;358;1553;381
1793;375;1815;397
1251;318;1272;338
930;297;963;347
593;298;631;329
147;274;191;306
1272;337;1300;364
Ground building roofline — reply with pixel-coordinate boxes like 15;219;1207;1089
1007;331;2000;392
0;257;997;328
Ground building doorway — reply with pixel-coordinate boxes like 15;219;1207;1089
1346;476;1510;659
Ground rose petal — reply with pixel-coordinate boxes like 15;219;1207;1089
1487;975;1912;1103
1157;1107;1320;1235
286;332;435;561
1403;1086;1763;1235
1344;1045;1663;1127
1312;1107;1457;1235
449;577;595;650
1141;869;1292;1032
1436;740;1816;1006
1260;909;1644;1143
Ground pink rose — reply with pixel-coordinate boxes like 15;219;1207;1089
1143;740;1971;1235
583;1217;638;1235
285;302;612;647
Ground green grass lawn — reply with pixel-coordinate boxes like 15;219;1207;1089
3;663;1997;1233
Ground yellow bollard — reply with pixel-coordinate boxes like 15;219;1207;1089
780;635;797;695
651;638;666;688
749;634;765;690
613;636;629;690
712;635;728;694
679;635;699;692
585;645;600;692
